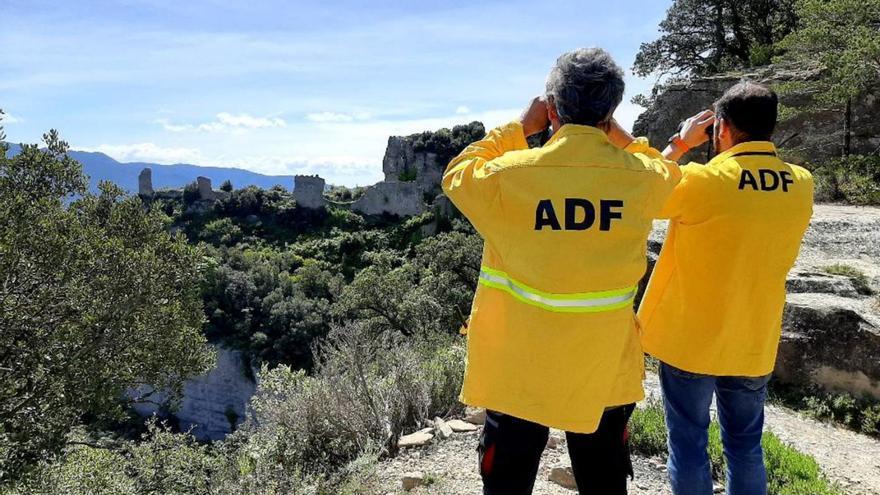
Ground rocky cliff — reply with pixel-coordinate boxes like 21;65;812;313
633;64;880;163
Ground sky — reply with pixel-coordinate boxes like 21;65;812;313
1;0;670;186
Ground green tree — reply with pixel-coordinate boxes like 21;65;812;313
633;0;798;77
0;126;214;479
220;179;233;192
779;0;880;156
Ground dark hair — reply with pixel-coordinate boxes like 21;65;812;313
545;48;625;127
714;81;778;142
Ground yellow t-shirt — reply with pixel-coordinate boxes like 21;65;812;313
638;141;814;377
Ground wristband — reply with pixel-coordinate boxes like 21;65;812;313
670;134;690;153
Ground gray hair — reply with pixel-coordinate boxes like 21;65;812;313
545;48;625;127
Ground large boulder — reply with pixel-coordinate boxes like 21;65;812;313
633;64;880;163
775;293;880;398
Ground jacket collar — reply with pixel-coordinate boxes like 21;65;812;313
708;141;777;166
544;124;609;147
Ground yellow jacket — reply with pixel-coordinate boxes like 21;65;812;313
443;121;681;433
639;141;814;377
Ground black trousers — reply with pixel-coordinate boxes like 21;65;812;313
478;404;635;495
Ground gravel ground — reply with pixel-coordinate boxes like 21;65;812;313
649;204;880;272
376;427;673;494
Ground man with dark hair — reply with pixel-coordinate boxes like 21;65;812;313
638;80;814;495
443;47;682;494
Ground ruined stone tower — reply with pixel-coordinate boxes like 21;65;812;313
293;175;326;209
138;168;154;196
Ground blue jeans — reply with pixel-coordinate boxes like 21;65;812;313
660;362;770;495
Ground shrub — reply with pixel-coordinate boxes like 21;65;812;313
822;263;874;295
398;168;417;182
182;181;200;205
770;382;880;437
220;180;233;192
231;322;465;476
628;400;668;457
809;155;880;205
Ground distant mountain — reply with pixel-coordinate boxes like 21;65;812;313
4;143;296;194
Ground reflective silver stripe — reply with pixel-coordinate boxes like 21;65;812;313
478;270;636;310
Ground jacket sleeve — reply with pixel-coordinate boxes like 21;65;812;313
442;121;529;235
623;137;683;219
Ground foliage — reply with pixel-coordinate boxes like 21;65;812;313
0;130;214;480
325;185;366;203
808;155;880;206
410;121;485;165
220;179;233;192
182;180;200;205
398;168;417;182
629;400;842;493
770;382;880;437
232;323;464;476
778;0;880;106
633;0;798;77
822;263;874;295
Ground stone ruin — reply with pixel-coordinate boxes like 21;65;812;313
138;168;153;196
196;176;217;201
293;175;327;209
351;181;426;217
135;123;461;219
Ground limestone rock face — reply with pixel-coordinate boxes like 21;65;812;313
351;181;426;217
138;168;153;196
130;347;257;441
382;136;442;194
293;175;327;210
633;64;880;163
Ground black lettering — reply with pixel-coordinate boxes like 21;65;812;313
599;200;624;231
739;170;759;190
565;198;596;230
759;169;780;191
779;171;794;192
535;199;562;230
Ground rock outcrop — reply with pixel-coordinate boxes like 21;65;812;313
382;136;443;194
776;292;880;399
633;64;880;163
131;346;257;441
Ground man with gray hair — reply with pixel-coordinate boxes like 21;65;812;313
443;48;682;494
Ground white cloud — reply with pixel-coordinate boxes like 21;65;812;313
306;111;371;123
455;105;471;115
156;113;286;133
0;112;22;124
85;142;204;164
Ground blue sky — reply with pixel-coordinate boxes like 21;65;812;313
1;0;670;186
